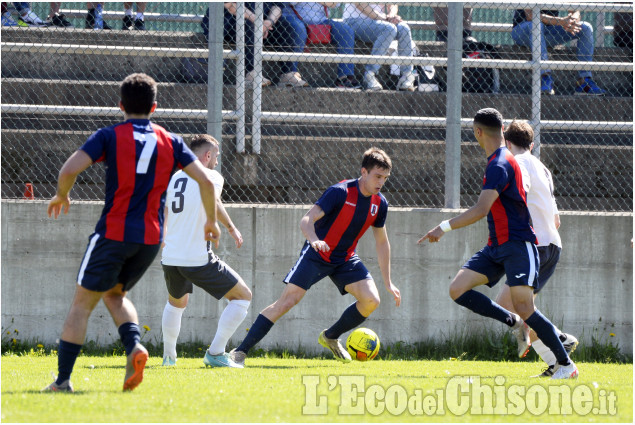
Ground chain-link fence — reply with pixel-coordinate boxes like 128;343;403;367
1;2;632;211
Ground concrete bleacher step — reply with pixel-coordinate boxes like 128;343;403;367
2;78;632;126
2;129;631;211
2;27;632;96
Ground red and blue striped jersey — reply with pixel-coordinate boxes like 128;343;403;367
80;119;197;245
483;147;537;246
314;179;388;264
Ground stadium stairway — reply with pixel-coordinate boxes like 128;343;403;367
1;27;632;210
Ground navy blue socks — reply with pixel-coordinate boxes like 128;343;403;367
56;340;82;385
454;290;516;326
118;322;141;356
525;310;570;365
237;314;274;354
325;303;367;339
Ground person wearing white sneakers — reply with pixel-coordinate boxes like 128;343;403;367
13;2;46;26
343;3;415;91
495;120;579;378
161;134;252;369
419;108;578;381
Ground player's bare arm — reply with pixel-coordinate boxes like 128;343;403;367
300;204;329;252
216;197;243;248
373;225;401;307
418;189;499;244
47;150;93;219
182;160;221;246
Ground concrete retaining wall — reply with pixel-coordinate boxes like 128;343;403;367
1;200;632;355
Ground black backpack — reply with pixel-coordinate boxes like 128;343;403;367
462;41;500;93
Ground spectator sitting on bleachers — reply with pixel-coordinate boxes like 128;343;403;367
511;8;606;96
47;2;72;27
433;6;476;43
1;2;19;25
122;2;146;30
282;2;361;89
12;2;45;26
343;3;415;91
208;3;309;88
86;2;111;29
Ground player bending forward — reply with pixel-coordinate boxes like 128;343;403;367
495;120;578;377
419;108;577;380
161;135;252;368
229;147;401;366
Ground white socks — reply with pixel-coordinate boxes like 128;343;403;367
162;302;185;358
208;299;250;355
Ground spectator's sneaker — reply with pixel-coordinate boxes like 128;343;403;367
363;71;382;91
541;74;555;95
551;361;579;379
335;76;361;89
510;314;531;358
123;344;148;391
318;329;352;363
2;12;18;26
122;15;134;30
397;72;416;91
18;11;46;26
560;333;579;356
204;351;243;368
575;77;606;96
41;379;74;393
162;355;176;366
229;348;246;367
48;13;73;27
133;18;145;30
531;364;555;378
85;9;112;30
245;69;272;88
278;72;309;87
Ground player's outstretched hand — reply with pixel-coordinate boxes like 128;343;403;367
229;226;243;249
417;225;444;244
47;194;70;219
205;220;222;249
310;240;330;252
386;282;401;307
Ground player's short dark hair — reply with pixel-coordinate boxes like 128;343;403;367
504;120;534;150
120;73;157;115
473;108;504;130
362;147;392;172
190;134;218;154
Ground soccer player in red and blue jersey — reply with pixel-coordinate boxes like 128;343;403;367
44;73;221;392
418;108;578;380
230;148;401;366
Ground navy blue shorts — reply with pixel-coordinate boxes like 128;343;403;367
76;233;160;292
533;244;561;294
462;240;540;290
283;242;372;295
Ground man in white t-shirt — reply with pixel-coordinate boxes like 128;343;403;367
495;120;578;377
161;134;251;368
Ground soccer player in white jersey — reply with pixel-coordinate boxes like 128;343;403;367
161;134;252;368
495;120;578;377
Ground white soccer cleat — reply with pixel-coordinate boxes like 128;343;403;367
162;355;176;366
510;314;531;358
551;361;579;379
560;333;579;356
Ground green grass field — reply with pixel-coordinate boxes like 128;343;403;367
1;353;632;422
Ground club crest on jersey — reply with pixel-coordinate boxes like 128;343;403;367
370;204;378;216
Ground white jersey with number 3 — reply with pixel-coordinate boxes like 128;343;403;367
515;151;561;248
162;168;223;266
